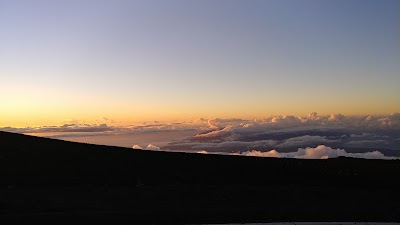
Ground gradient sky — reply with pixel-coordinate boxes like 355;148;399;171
1;0;399;127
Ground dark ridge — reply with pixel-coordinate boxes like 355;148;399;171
1;131;399;224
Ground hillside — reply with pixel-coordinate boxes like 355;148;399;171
1;131;399;224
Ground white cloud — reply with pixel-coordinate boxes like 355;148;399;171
271;115;302;126
328;113;346;121
132;145;143;149
344;151;395;160
241;145;397;160
197;150;209;154
295;145;345;159
131;144;161;151
193;145;397;160
242;149;281;158
145;144;161;151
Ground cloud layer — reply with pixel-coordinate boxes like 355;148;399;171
200;145;398;160
132;144;161;151
1;124;113;134
2;112;399;159
165;113;400;157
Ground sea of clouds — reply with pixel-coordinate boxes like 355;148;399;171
195;145;397;160
2;112;399;160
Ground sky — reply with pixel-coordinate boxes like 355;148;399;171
1;0;399;127
1;0;400;159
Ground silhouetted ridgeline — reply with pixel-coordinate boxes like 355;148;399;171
1;131;399;186
1;131;400;224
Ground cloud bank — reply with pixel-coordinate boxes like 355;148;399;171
2;112;399;159
132;144;161;151
165;113;400;157
1;124;113;134
201;145;398;160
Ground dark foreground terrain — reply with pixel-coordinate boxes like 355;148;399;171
1;131;399;224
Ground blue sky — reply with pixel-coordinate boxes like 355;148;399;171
1;0;399;126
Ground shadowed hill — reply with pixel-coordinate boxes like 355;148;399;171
1;131;399;186
1;131;400;224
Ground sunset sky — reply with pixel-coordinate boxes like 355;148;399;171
1;0;399;127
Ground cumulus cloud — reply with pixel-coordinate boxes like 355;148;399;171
344;150;396;160
132;144;161;151
132;145;143;149
196;145;397;160
293;145;344;159
271;115;302;126
145;144;161;151
197;150;209;154
242;149;281;158
273;145;395;159
305;145;396;159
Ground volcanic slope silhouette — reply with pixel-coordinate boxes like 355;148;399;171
1;131;399;224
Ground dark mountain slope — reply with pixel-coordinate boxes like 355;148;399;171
1;131;400;224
